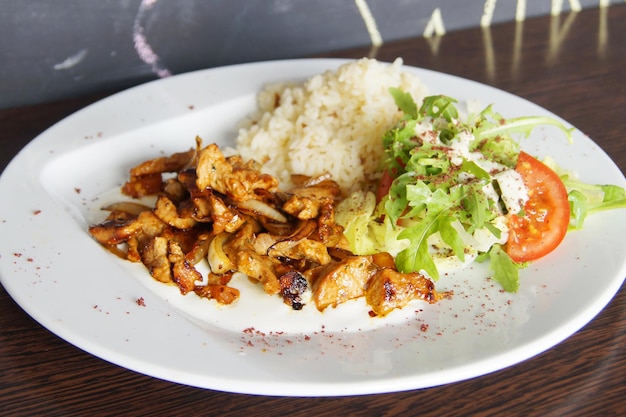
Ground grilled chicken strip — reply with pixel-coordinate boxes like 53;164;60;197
366;268;451;317
195;143;278;201
305;255;378;311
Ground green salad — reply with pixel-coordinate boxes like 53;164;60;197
336;90;626;292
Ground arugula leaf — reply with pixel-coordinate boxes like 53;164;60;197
395;186;465;279
459;182;492;233
396;210;442;279
488;244;521;292
460;160;490;180
473;105;574;144
389;87;418;119
436;214;466;262
405;144;450;176
420;95;459;121
384;172;416;224
382;119;420;169
470;134;520;168
483;222;503;239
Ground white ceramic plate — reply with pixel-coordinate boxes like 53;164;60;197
1;59;625;397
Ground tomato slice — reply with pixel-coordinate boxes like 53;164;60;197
376;159;406;203
376;169;395;203
506;151;570;263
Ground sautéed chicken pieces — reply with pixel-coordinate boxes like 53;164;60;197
89;137;451;317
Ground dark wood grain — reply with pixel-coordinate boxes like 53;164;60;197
1;5;625;417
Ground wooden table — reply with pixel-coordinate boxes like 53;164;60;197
2;5;625;416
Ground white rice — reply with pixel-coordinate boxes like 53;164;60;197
235;58;427;193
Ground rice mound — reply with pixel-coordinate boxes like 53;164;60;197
235;58;427;193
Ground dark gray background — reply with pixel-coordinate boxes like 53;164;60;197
0;0;616;109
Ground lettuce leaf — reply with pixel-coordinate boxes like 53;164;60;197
335;190;378;255
541;157;626;230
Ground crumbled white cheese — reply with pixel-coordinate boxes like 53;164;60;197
482;182;501;208
447;130;473;166
473;214;509;251
493;169;529;214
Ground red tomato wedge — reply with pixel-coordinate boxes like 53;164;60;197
506;151;570;263
376;169;395;203
376;159;405;203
